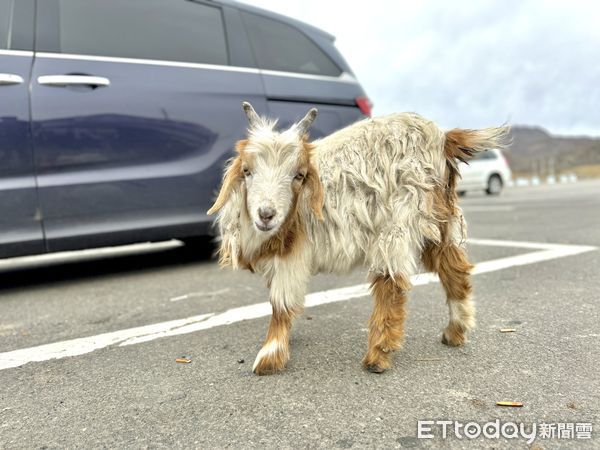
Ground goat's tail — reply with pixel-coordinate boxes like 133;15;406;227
443;126;510;192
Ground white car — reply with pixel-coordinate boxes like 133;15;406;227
457;149;512;196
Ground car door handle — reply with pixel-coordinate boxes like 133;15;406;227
0;73;25;85
37;75;110;87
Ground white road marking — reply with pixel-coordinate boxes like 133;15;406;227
470;238;571;249
461;206;514;212
0;239;595;371
170;288;231;302
469;239;596;274
0;314;213;371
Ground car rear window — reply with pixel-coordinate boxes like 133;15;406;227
0;0;13;49
56;0;228;65
473;151;498;161
241;12;342;77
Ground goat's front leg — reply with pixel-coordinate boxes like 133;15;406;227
252;258;309;375
252;306;298;375
363;273;411;373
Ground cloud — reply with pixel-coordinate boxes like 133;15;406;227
241;0;600;136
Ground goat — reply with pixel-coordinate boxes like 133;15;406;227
208;102;508;375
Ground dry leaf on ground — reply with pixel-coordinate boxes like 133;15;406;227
496;401;523;407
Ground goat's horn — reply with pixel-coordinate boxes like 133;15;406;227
242;101;260;126
296;108;318;136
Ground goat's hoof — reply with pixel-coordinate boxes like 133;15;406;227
252;357;286;375
252;363;281;376
441;328;467;347
365;364;386;374
362;351;391;374
252;344;288;375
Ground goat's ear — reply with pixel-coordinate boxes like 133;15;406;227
242;101;260;128
207;155;243;215
305;162;324;220
296;108;318;136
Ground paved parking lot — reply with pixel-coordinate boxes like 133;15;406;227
1;180;599;449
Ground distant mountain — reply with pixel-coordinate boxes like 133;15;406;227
504;126;600;175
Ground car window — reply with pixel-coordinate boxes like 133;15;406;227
472;151;497;161
0;0;13;49
241;12;342;77
56;0;228;65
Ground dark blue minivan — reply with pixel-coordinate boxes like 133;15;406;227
0;0;370;258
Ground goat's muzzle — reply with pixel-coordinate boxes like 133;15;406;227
256;206;277;232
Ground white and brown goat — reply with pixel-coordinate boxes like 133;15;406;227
208;102;508;375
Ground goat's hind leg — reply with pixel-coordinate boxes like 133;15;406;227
363;273;410;373
422;242;475;346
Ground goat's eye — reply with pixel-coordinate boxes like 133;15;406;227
295;172;306;181
242;167;251;177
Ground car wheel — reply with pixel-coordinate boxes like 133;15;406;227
180;235;216;256
486;175;503;195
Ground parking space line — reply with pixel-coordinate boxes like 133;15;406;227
0;239;595;371
467;238;587;250
0;314;214;371
461;206;515;212
169;288;231;302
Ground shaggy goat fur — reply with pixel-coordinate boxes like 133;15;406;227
209;103;508;375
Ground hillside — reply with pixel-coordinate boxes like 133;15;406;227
504;126;600;176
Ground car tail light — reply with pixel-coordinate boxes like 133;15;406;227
355;96;373;117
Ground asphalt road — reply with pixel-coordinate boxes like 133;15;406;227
1;180;599;449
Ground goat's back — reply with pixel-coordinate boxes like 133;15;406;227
313;113;447;199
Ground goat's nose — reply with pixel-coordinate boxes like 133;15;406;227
258;206;276;223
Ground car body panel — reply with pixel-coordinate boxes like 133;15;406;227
0;0;42;258
30;53;267;252
0;51;46;258
265;100;364;140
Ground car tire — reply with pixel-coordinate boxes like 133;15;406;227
180;235;216;257
486;175;503;195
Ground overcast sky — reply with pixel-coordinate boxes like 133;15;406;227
242;0;600;137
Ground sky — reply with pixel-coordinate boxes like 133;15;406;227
242;0;600;137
